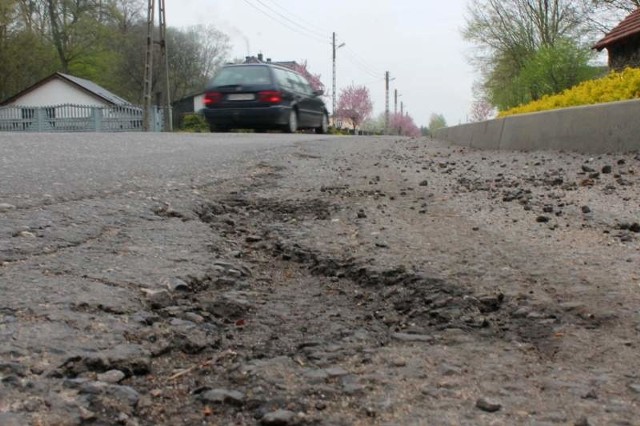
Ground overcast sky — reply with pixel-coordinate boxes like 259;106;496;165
166;0;475;127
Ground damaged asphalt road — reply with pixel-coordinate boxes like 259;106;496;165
1;132;639;425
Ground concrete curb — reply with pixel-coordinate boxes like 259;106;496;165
435;99;640;154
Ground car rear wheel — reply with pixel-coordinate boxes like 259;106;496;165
316;113;329;134
285;110;298;133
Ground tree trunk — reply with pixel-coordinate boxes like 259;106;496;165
47;0;69;72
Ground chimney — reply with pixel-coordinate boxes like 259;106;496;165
257;53;264;62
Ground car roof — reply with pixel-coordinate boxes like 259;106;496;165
222;63;299;74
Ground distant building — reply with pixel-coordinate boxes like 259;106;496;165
0;73;147;132
593;8;640;71
0;72;132;108
171;92;207;129
243;53;299;69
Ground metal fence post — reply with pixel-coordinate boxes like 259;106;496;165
92;107;103;132
152;106;164;132
35;107;44;132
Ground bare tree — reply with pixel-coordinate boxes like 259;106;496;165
168;25;230;101
113;23;230;103
0;0;232;107
0;0;17;35
100;0;143;32
464;0;599;110
589;0;640;33
464;0;591;60
46;0;105;72
593;0;640;13
0;0;60;100
13;0;46;33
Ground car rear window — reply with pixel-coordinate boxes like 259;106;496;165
273;68;296;91
274;68;312;94
211;66;273;86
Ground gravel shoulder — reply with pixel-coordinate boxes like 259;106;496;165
1;136;639;425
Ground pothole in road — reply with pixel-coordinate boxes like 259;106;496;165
196;195;337;223
108;192;616;423
269;236;568;356
192;196;602;359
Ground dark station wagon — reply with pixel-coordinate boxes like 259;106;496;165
202;63;329;133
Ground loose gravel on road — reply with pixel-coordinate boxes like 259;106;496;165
1;135;639;425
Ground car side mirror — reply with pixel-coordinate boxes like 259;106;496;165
313;89;324;97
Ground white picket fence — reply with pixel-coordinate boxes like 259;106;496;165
0;104;165;132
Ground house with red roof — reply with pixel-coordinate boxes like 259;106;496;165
593;8;640;71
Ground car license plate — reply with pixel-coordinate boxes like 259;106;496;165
227;93;255;101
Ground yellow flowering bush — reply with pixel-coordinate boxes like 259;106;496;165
499;67;640;117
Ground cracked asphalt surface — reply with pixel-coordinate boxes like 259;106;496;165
1;132;639;425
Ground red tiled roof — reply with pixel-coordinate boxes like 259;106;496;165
594;8;640;51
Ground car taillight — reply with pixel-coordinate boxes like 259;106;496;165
258;90;282;104
204;91;223;106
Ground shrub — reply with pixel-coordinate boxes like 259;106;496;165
500;67;640;117
180;113;209;132
328;126;350;135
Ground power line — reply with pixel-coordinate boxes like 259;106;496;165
344;46;383;79
343;56;381;80
360;76;386;86
240;0;329;45
239;0;389;115
241;0;381;80
253;0;383;81
254;0;327;39
262;0;331;36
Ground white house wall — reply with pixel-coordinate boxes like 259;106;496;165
7;79;108;107
194;93;206;112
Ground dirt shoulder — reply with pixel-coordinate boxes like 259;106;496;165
1;137;639;425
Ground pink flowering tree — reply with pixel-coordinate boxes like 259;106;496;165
469;82;495;122
291;60;325;93
336;85;373;131
390;113;421;137
469;98;496;122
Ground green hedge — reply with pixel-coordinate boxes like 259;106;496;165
500;67;640;117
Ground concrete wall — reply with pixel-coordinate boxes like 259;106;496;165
435;99;640;154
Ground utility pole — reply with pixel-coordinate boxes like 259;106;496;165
332;32;336;120
401;101;404;117
332;32;345;122
384;71;390;135
158;0;172;131
143;0;172;132
142;0;154;131
394;89;398;115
